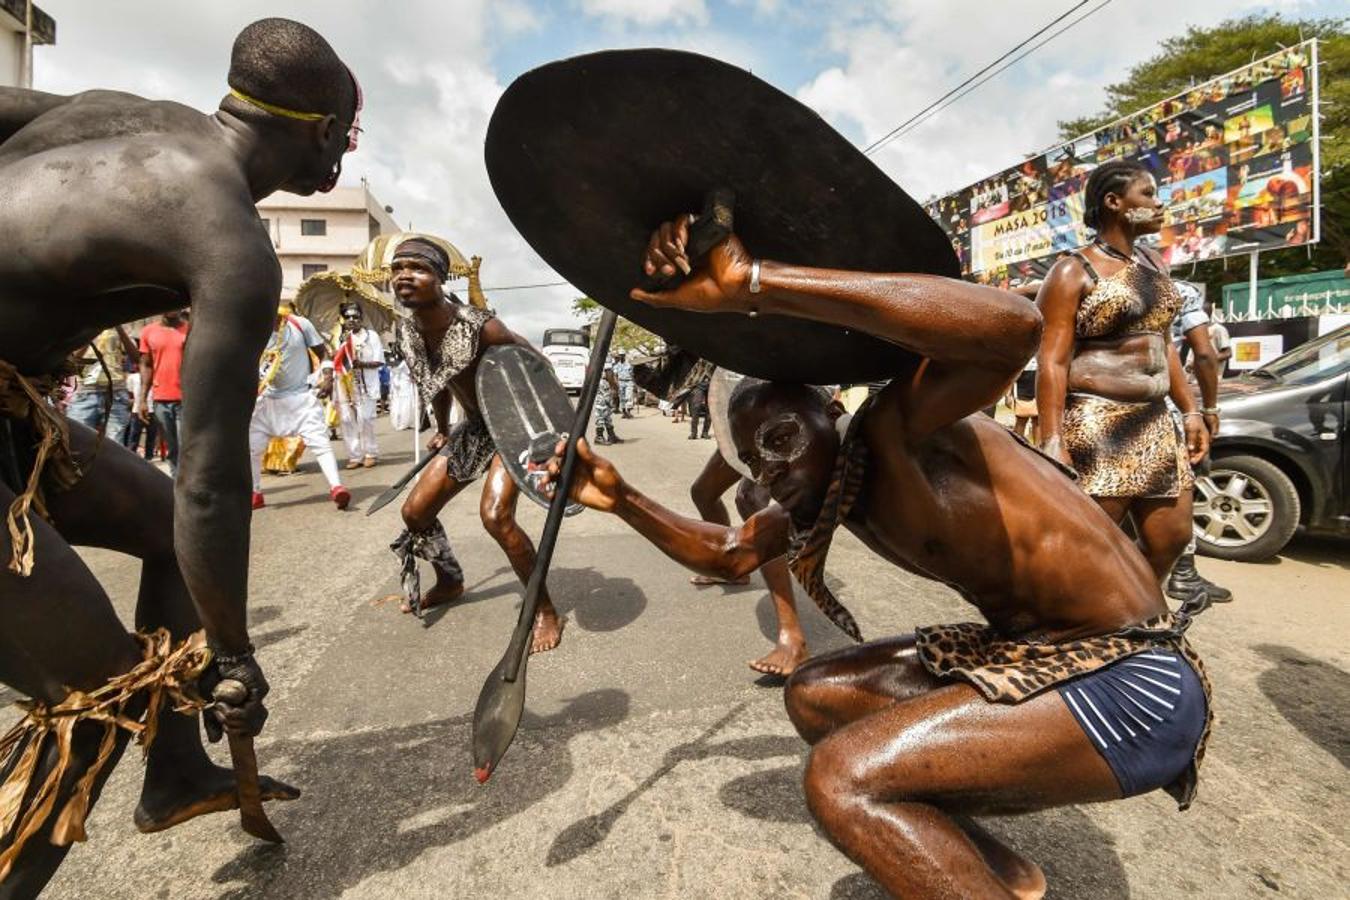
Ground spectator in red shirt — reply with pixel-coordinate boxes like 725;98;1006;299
138;309;190;475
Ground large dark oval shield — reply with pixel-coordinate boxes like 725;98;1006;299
485;49;960;385
476;345;583;516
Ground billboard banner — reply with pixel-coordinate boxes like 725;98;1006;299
926;41;1320;290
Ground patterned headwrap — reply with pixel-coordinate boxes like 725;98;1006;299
392;238;450;282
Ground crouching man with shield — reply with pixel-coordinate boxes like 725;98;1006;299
544;217;1214;899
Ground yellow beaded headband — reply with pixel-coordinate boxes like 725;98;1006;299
226;65;362;151
228;87;326;122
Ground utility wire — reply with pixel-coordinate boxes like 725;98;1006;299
479;280;571;292
864;0;1111;156
862;0;1093;155
879;0;1114;150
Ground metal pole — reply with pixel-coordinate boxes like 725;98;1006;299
413;401;421;466
1248;251;1259;322
1309;38;1322;246
20;0;33;88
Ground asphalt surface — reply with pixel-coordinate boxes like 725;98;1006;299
20;409;1350;899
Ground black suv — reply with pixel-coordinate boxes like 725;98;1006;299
1196;325;1349;561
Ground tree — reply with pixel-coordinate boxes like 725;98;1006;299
570;297;665;357
1058;15;1348;301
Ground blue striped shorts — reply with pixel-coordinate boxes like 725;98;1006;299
1057;649;1208;797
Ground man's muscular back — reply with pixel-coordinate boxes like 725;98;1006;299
853;383;1164;640
0;90;272;373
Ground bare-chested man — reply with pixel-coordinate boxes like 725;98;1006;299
384;238;565;653
544;215;1212;898
0;18;356;894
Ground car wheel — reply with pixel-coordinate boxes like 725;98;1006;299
1193;455;1301;562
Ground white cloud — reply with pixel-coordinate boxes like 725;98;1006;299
577;0;710;29
25;0;1325;342
791;0;1291;201
493;0;544;35
33;0;585;343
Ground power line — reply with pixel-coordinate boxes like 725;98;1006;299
479;280;571;292
879;0;1114;150
864;0;1112;157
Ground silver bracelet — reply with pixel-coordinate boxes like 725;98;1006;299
749;259;762;294
1201;406;1220;415
1183;411;1204;419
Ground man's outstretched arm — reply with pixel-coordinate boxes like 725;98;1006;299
542;438;790;580
630;220;1041;439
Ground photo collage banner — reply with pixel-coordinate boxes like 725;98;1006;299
925;41;1320;291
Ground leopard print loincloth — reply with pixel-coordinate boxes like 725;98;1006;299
916;613;1213;808
439;414;496;482
1062;393;1194;498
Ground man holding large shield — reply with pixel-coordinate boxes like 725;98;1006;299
547;214;1213;900
497;49;1213;899
383;238;566;654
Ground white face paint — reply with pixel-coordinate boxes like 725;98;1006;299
752;412;810;469
1124;207;1158;224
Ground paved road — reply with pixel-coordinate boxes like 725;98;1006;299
27;410;1350;898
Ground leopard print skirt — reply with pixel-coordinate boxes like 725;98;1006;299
1062;393;1194;498
439;415;497;482
915;614;1212;808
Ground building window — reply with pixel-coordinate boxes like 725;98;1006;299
300;218;327;236
302;263;328;280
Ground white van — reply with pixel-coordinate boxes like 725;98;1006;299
541;328;590;393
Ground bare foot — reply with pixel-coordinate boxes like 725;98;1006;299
529;604;565;654
748;641;809;677
996;857;1046;900
135;760;299;834
400;581;465;614
689;573;750;586
962;820;1047;900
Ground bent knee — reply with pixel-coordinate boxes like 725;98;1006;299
784;665;835;743
479;497;517;538
802;740;868;827
401;499;435;533
1144;523;1191;565
688;485;721;520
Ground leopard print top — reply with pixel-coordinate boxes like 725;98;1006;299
1073;256;1182;340
396;302;496;408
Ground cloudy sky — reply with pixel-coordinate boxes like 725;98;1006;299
34;0;1333;341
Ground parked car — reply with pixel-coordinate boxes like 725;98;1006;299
540;328;589;393
1195;325;1349;561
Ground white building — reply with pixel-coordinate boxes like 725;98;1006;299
0;0;54;88
257;182;401;300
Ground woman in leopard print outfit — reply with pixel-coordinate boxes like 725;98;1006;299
1036;159;1211;581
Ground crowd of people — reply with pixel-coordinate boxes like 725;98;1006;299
64;311;190;475
63;298;430;514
